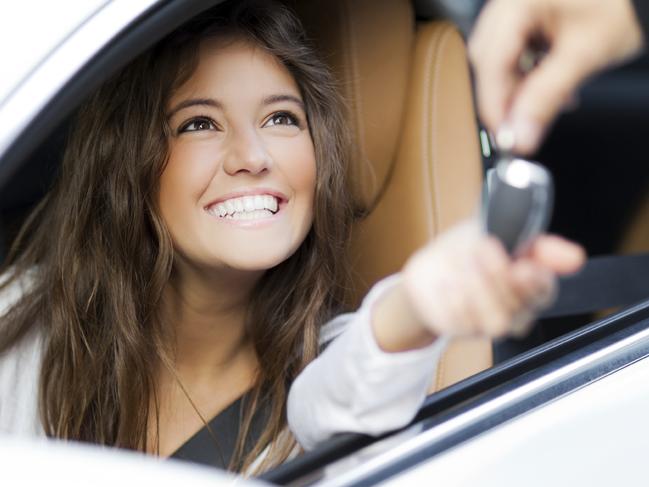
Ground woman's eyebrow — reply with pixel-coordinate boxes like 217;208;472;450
262;94;305;110
166;98;222;119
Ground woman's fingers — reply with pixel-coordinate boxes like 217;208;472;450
470;237;523;337
525;234;586;275
402;222;583;339
510;259;557;310
468;239;556;338
403;225;553;337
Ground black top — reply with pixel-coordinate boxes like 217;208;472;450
170;393;269;470
632;0;649;40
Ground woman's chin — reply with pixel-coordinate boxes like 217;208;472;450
205;247;298;273
173;234;306;275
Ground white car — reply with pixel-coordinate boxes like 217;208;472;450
3;1;649;486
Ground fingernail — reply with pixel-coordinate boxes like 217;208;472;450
511;117;542;154
495;124;515;152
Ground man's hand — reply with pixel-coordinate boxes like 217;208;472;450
469;0;644;154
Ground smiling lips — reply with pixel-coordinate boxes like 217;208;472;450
207;194;280;220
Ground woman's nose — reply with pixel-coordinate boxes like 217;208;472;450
222;128;272;176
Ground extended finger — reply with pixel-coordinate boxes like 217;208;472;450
525;235;586;275
470;0;536;131
464;252;514;338
510;259;557;311
508;308;535;339
474;237;523;326
508;41;602;153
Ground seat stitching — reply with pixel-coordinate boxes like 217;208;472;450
422;27;453;390
420;25;443;389
430;25;454;237
423;25;453;240
421;27;439;239
433;28;456;390
342;0;369;200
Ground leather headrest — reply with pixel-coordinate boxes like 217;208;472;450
290;0;414;210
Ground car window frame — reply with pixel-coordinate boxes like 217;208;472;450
263;297;649;484
3;1;649;485
0;0;225;190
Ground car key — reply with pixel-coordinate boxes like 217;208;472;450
482;129;553;255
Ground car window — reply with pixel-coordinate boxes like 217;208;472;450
3;1;649;485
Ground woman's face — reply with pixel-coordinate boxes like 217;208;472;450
160;39;316;274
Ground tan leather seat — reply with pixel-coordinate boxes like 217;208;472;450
292;0;492;391
620;194;649;254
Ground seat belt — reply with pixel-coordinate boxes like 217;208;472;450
540;253;649;318
170;393;269;470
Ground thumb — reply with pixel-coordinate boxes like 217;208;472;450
507;44;596;154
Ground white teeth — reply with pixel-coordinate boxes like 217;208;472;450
265;195;278;212
243;196;255;212
253;195;264;210
227;209;273;220
209;194;280;218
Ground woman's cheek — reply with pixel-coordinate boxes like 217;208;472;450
164;140;221;193
268;133;317;209
159;139;221;234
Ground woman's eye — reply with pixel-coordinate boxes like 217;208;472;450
264;111;299;128
178;117;216;133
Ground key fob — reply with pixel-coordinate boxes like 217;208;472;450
482;157;553;255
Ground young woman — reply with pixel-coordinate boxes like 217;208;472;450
0;0;584;475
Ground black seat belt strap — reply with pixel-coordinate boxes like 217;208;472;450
540;253;649;318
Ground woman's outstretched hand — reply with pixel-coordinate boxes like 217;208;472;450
371;221;585;353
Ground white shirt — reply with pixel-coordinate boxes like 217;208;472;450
0;274;447;452
0;273;44;436
288;274;447;450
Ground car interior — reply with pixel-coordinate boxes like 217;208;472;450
0;0;494;390
290;0;493;390
3;0;649;483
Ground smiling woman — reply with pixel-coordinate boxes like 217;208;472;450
161;38;317;272
0;0;584;479
0;0;354;474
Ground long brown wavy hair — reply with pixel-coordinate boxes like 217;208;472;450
0;0;353;473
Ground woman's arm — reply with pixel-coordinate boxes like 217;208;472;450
288;220;585;450
371;221;584;351
287;275;447;451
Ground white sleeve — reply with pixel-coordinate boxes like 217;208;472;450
287;274;448;451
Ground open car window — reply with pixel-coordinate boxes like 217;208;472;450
264;298;649;485
2;1;649;486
